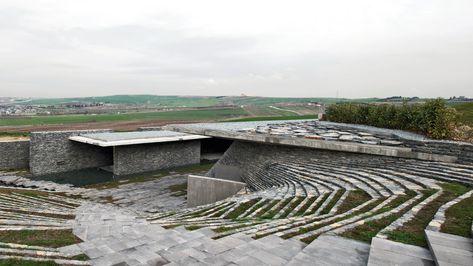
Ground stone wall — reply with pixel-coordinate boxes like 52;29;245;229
0;140;30;170
30;130;113;176
187;175;246;207
407;140;473;164
113;140;201;176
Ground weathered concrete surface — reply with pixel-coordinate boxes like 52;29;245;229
30;130;113;176
113;140;201;176
367;237;434;266
0;140;29;170
70;130;209;147
426;230;473;266
209;165;244;182
187;175;246;207
288;234;370;266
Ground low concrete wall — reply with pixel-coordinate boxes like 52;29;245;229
187;175;246;207
30;130;113;176
0;140;30;170
113;140;201;176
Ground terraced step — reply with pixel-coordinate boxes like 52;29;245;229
287;234;370;266
367;237;434;266
425;230;473;266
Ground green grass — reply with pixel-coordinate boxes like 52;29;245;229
23;95;379;107
260;197;293;219
294;196;318;216
340;190;420;243
386;184;467;247
225;198;261;219
0;132;30;137
225;115;316;122
451;102;473;126
442;190;473;237
26;95;220;107
279;197;305;218
319;189;346;215
0;259;58;266
304;193;330;215
185;225;203;231
0;108;248;127
0;230;81;248
335;189;372;215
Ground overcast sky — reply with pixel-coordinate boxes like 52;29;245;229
1;0;472;98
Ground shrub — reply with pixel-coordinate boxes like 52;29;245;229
325;99;458;139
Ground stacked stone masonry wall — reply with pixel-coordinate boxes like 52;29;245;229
29;130;113;176
113;140;201;176
0;140;30;170
405;140;473;164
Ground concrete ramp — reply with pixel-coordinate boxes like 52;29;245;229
187;175;246;207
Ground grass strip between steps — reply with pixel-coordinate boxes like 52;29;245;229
319;189;346;215
339;189;423;243
386;182;470;247
0;230;82;248
441;190;473;237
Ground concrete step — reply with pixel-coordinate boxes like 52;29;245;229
425;230;473;266
287;234;370;266
367;237;434;266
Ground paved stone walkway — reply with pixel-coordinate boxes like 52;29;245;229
61;202;309;266
82;175;188;214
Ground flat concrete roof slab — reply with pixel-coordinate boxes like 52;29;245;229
69;130;210;147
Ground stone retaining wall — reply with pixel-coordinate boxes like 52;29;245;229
30;130;113;176
407;140;473;164
113;140;201;176
0;140;30;170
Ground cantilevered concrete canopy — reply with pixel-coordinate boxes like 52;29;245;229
69;130;210;147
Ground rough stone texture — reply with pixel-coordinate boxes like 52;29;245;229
30;130;113;176
166;120;473;164
409;140;473;164
113;140;201;176
0;140;30;170
187;175;246;207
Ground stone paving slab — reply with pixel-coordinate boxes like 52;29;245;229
287;234;370;266
367;237;434;266
426;230;473;266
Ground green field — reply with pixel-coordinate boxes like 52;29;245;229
451;102;473;126
226;115;317;122
0;108;248;127
21;95;379;107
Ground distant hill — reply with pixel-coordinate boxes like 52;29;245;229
23;95;379;107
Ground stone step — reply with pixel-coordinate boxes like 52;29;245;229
367;237;434;266
425;230;473;266
287;234;370;266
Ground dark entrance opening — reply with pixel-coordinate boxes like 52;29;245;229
200;138;233;163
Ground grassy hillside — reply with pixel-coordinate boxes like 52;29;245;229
0;108;247;127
